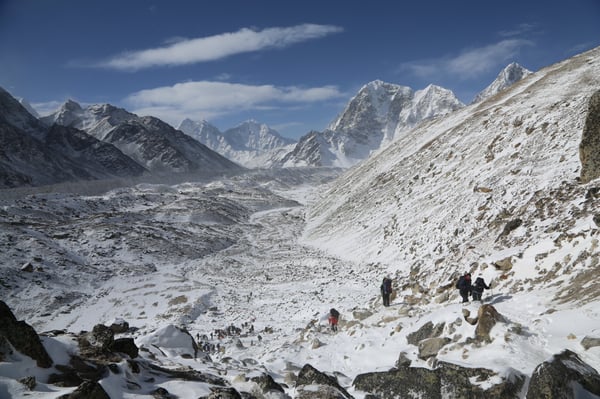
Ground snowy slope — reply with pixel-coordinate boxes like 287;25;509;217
301;45;600;371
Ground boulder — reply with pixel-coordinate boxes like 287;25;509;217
581;336;600;350
56;380;110;399
201;387;242;399
108;318;130;334
353;361;525;399
78;324;115;359
352;309;373;321
493;257;513;271
111;337;139;358
296;364;353;399
295;384;348;399
20;262;34;272
406;321;445;345
152;387;174;399
418;337;451;359
0;300;52;368
250;373;285;393
395;352;411;368
526;349;600;399
474;305;504;342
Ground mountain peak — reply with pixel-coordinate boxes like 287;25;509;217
62;99;83;112
472;62;533;103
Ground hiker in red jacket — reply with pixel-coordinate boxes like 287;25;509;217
328;308;339;332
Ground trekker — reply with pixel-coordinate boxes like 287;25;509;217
329;308;340;332
472;276;490;301
456;272;472;303
381;276;393;307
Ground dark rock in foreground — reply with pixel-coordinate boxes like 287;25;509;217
353;361;525;399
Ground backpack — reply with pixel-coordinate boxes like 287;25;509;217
330;308;340;318
475;277;485;289
383;278;392;292
455;275;465;289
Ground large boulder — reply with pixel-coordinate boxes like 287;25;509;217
0;300;52;368
406;321;445;345
56;380;110;399
526;349;600;399
296;364;353;399
353;361;525;399
474;304;504;342
78;324;116;360
418;337;451;359
250;373;286;394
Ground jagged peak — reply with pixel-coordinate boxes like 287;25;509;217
59;99;83;112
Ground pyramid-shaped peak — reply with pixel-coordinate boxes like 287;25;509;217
61;99;83;111
472;62;533;103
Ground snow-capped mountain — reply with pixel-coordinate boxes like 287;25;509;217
44;101;243;174
472;62;533;103
0;88;146;188
282;81;464;168
178;118;296;168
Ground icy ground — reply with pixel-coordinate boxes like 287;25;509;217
1;168;600;398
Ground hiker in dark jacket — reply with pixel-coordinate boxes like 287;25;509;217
457;272;472;303
380;276;393;307
471;276;490;301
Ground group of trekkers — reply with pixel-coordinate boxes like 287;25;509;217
455;272;491;303
325;271;490;334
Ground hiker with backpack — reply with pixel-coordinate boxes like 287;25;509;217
328;308;340;332
380;276;393;307
456;272;472;303
471;276;490;301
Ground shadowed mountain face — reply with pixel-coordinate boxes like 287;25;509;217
44;102;244;174
0;90;245;188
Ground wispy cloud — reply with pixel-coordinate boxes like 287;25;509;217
400;39;534;80
99;24;343;70
124;80;345;125
30;100;68;117
498;23;538;38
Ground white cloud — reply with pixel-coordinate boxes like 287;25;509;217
30;100;66;117
124;80;344;126
100;24;343;70
498;23;538;38
400;39;534;80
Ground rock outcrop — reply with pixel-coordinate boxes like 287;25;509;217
580;90;600;183
526;349;600;399
353;361;525;399
296;363;353;399
0;300;52;368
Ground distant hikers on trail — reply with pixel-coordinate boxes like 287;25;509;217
456;272;472;303
329;308;340;332
381;276;393;307
472;276;490;301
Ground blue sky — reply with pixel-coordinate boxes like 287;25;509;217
1;0;599;140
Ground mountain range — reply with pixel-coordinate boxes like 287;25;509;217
0;62;531;189
178;118;296;168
